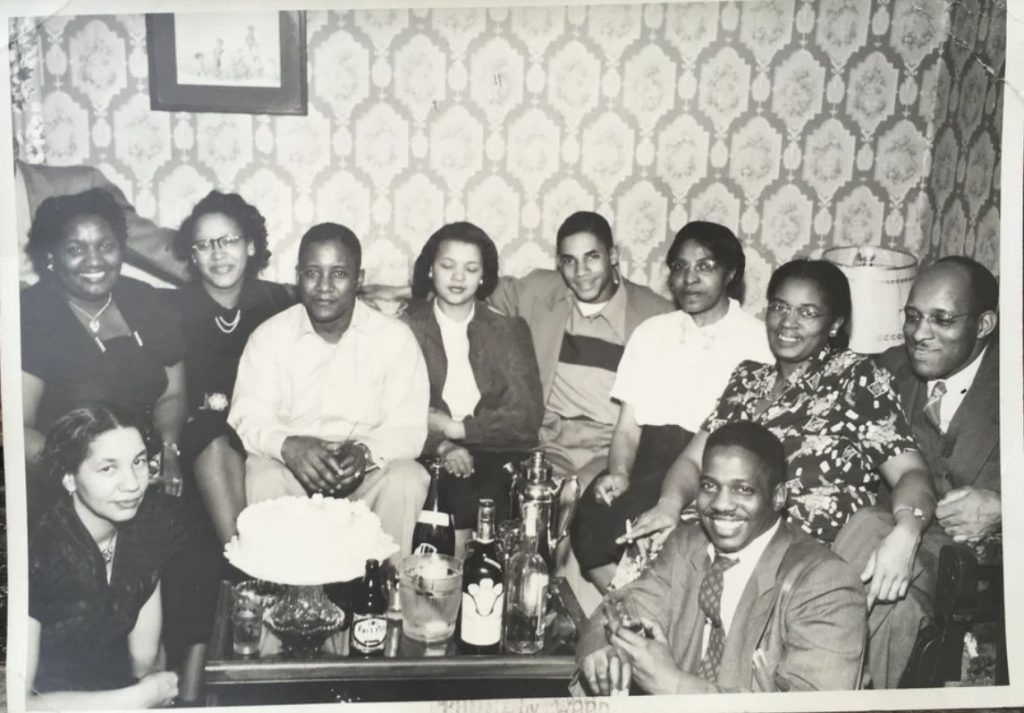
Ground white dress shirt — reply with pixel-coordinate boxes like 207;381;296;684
701;519;781;656
611;300;773;431
927;344;987;433
434;300;481;421
228;300;429;466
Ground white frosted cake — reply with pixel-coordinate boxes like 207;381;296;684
225;494;398;585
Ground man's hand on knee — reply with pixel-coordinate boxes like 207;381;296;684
281;435;345;494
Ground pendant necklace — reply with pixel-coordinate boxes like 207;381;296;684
100;532;117;564
68;294;113;334
215;309;241;334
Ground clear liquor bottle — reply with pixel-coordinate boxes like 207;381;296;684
502;502;549;655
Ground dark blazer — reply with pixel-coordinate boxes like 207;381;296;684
403;299;544;455
878;336;1000;495
19;160;187;285
578;521;867;692
487;269;674;401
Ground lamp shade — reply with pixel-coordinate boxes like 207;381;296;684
823;246;917;355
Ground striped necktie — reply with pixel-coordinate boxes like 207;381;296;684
697;553;739;682
924;380;947;432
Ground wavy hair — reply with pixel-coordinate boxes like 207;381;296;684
174;190;272;281
411;222;500;300
26;188;127;276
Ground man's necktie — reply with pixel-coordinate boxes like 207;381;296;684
924;380;947;432
697;553;739;682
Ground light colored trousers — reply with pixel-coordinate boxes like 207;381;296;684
245;454;429;558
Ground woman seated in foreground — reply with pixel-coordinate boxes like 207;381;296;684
27;406;186;709
570;221;772;593
628;259;936;609
168;190;294;545
402;222;543;546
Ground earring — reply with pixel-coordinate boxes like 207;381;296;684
428;269;433;279
829;329;838;337
62;474;75;495
46;254;53;271
246;244;255;257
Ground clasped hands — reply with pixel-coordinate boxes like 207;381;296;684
281;435;370;496
581;616;685;696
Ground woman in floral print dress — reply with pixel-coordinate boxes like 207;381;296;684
627;259;935;610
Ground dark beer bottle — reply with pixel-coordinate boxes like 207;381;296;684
411;460;455;556
350;559;388;657
459;499;504;654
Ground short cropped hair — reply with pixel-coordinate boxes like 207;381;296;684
934;255;999;314
555;211;613;252
705;421;787;489
27;188;128;275
298;222;361;270
174;190;272;280
39;405;146;482
411;222;500;300
767;259;852;349
667;221;746;299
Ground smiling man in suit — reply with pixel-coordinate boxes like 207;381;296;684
880;256;1000;541
577;421;866;695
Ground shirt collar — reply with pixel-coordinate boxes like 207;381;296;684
680;298;740;340
929;343;988;396
295;299;374;341
705;518;781;566
573;279;628;333
433;298;475;328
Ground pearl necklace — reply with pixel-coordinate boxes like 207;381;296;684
215;309;241;334
68;294;113;334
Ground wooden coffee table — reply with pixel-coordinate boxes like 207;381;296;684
202;578;588;705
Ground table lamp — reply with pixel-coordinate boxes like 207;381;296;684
823;246;918;355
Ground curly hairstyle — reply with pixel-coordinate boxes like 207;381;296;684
666;221;747;301
767;259;852;350
26;188;128;276
411;222;500;300
38;405;146;482
173;190;272;281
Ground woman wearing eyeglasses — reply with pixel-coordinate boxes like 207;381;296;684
21;189;187;518
569;222;772;593
627;259;935;612
168;191;294;546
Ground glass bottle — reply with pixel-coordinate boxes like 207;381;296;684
459;499;504;654
502;502;549;655
411;461;455;556
349;559;388;657
383;576;403;658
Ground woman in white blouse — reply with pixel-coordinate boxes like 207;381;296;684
570;221;773;592
403;222;544;546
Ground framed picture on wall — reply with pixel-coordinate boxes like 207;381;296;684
145;11;307;115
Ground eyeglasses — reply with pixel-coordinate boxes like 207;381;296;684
765;301;826;322
668;258;719;274
192;233;244;254
901;308;976;329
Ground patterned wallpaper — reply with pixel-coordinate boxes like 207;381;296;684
10;0;1005;313
922;0;1005;273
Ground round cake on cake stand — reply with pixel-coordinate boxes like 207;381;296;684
225;494;398;657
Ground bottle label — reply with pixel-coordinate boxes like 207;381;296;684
416;510;450;527
351;615;387;652
460;579;504;646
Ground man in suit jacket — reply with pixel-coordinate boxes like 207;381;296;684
578;422;866;695
488;211;673;487
878;256;1000;541
833;255;1000;687
17;160;188;286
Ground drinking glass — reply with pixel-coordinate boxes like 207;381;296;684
231;583;265;656
397;553;463;643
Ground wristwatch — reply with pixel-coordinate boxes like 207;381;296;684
893;505;926;521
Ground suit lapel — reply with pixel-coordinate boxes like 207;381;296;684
679;541;711;675
717;522;794;690
945;340;999;486
537;289;572;400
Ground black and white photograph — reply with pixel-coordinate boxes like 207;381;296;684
0;0;1021;711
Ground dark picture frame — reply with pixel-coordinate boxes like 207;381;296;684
145;11;307;115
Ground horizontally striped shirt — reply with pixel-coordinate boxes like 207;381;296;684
546;283;628;425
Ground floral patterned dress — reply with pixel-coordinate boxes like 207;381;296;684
703;345;918;544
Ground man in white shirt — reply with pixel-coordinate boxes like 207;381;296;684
228;223;430;555
577;421;866;694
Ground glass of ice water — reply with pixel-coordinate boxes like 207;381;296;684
397;553;463;643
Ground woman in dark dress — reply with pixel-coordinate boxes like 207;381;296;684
403;222;543;550
28;406;183;709
21;188;187;517
169;190;293;545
